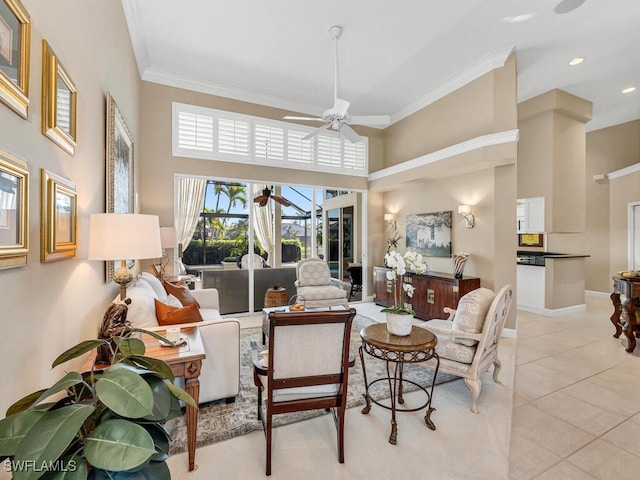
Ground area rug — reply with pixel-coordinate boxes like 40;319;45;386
166;313;458;454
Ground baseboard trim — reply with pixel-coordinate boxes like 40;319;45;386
586;290;610;298
517;304;587;317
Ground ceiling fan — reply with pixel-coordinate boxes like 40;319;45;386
283;25;391;143
253;186;291;207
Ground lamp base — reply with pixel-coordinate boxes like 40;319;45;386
114;260;133;299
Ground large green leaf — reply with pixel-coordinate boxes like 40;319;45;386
6;390;48;416
166;382;196;408
142;424;170;462
95;369;153;419
141;377;172;422
0;410;46;456
88;460;170;480
114;338;146;357
124;356;174;382
13;404;95;480
83;419;155;472
39;454;87;480
52;340;109;369
30;373;84;410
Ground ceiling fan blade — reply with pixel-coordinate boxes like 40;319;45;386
347;115;391;127
259;198;268;207
340;123;362;143
302;123;331;141
253;195;266;203
272;195;292;207
283;116;324;122
332;97;350;117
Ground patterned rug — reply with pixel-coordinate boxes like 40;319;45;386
167;314;458;454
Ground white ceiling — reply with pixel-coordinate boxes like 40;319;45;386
122;0;640;132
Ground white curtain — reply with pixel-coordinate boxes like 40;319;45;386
252;184;275;265
176;177;207;255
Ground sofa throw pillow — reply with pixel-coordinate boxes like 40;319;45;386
120;279;158;328
140;272;168;303
154;298;203;326
451;288;496;346
161;279;200;308
166;294;183;307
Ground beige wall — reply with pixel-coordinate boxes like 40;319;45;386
0;0;140;414
373;55;517;328
585;120;640;292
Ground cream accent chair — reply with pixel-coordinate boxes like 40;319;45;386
241;253;265;269
251;308;357;475
294;258;348;308
416;284;513;413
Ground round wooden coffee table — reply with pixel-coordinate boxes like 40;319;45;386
359;323;439;445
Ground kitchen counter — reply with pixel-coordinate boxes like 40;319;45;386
517;251;589;316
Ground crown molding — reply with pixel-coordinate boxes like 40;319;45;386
121;0;150;74
368;129;519;182
389;46;515;124
142;67;327;118
607;162;640;180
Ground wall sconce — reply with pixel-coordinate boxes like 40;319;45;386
384;213;397;230
458;205;475;228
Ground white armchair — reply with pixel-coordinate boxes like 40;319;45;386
416;284;513;413
294;258;348;308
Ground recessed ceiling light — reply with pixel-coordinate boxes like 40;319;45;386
568;57;584;66
622;87;636;94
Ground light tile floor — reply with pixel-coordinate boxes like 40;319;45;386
165;295;640;479
509;295;640;480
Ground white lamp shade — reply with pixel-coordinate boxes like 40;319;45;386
159;226;177;249
458;205;472;215
88;213;162;261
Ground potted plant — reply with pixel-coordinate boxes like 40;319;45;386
382;250;429;336
0;330;194;480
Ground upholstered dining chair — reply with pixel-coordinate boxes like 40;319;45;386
294;257;349;308
240;253;265;269
416;284;513;414
251;308;357;476
346;265;362;301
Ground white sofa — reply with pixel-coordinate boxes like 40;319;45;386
118;272;240;404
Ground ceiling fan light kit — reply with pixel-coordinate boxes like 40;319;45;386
283;25;390;143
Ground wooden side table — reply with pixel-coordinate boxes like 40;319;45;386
142;327;205;471
610;275;640;353
359;323;439;445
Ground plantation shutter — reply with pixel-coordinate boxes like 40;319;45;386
317;135;342;168
254;123;284;161
177;110;214;152
218;118;250;156
287;130;313;164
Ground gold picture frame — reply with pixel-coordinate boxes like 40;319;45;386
42;40;77;155
40;169;77;262
106;92;134;281
0;147;28;270
0;0;30;118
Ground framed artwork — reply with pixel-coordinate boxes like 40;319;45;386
42;40;77;155
406;211;452;257
0;0;30;118
40;169;77;262
0;147;28;270
106;91;134;280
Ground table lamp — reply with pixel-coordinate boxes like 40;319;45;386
159;226;177;273
88;213;162;298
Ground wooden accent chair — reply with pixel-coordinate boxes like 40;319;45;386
416;284;513;413
251;308;357;476
294;257;348;308
346;265;362;301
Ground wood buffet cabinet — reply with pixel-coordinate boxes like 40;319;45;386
373;266;481;320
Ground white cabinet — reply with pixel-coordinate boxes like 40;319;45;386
517;196;545;233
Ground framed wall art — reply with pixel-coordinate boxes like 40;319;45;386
0;147;28;269
42;40;77;155
106;91;134;280
406;210;452;257
40;169;77;262
0;0;30;118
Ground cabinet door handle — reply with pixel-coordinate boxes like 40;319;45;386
427;289;434;304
